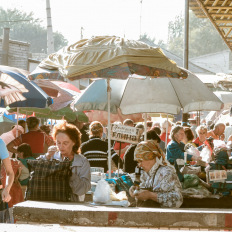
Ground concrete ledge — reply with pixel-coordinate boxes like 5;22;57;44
13;201;232;229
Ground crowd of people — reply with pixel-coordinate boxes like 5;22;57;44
0;115;231;222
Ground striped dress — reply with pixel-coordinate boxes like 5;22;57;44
80;137;120;172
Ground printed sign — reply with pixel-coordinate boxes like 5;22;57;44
209;170;227;181
108;124;141;144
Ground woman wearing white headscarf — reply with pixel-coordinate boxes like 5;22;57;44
129;140;183;208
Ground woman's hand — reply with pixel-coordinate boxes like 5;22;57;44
129;185;137;198
1;188;11;202
134;190;152;201
46;146;58;160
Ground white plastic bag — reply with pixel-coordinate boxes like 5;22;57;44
186;146;200;157
200;146;211;163
93;179;111;204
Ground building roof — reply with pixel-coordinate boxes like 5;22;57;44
190;0;232;51
140;38;214;74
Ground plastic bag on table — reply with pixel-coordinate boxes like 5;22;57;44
93;179;111;204
186;145;200;157
181;185;212;198
200;146;211;163
180;165;201;175
213;140;227;149
182;174;200;189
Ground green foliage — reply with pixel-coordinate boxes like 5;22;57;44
139;33;166;49
167;11;228;58
0;7;68;53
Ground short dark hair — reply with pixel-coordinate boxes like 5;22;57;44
151;126;161;136
17;143;33;158
146;121;153;128
147;130;161;143
123;119;134;126
184;127;194;141
26;117;40;130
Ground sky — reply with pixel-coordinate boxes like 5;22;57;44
1;0;184;45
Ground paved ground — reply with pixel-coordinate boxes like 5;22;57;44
0;224;228;232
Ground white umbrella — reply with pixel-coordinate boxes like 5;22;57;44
214;91;232;104
74;70;223;115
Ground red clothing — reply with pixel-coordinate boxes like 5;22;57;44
160;132;171;144
1;159;24;208
114;141;130;160
13;130;54;154
193;137;204;147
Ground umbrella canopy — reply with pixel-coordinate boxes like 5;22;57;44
214;91;232;104
29;36;187;81
0;80;27;105
84;109;149;125
33;79;77;111
74;70;223;115
0;65;52;108
8;107;88;122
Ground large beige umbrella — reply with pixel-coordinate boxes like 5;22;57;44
29;36;188;177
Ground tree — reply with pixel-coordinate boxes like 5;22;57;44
167;11;228;58
139;33;166;49
0;8;68;53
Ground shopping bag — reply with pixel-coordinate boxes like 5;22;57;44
26;159;72;201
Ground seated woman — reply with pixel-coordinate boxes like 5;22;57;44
193;125;207;147
17;143;36;197
40;121;91;202
166;125;200;165
81;121;121;172
129;140;183;208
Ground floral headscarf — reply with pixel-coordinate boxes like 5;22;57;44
134;140;167;166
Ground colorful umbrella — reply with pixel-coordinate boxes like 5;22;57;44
0;65;52;108
8;107;88;122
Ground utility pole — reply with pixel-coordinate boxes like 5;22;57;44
2;28;10;65
81;27;84;39
183;0;189;70
182;0;190;124
139;0;143;39
46;0;54;54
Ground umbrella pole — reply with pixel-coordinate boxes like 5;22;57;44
144;113;147;141
165;114;169;149
107;79;112;179
16;107;19;137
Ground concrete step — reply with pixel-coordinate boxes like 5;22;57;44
13;201;232;229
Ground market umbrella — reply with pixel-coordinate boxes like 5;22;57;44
8;106;88;123
0;80;27;106
29;36;187;81
214;91;232;105
29;36;188;176
73;70;223;115
84;109;149;125
0;65;52;108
